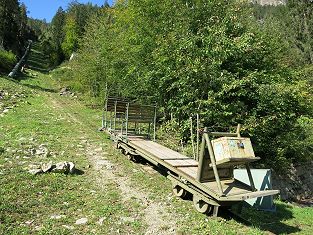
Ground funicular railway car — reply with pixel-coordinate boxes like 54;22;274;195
102;97;279;216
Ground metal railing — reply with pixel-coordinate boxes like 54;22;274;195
103;97;157;141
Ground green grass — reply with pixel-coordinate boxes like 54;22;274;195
1;51;313;234
0;73;145;234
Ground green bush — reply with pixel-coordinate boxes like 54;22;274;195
64;0;312;172
0;50;17;73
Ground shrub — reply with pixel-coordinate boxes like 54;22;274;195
0;50;17;73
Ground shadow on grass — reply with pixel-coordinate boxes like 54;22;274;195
27;58;48;68
7;73;57;93
238;203;301;234
72;169;85;175
27;66;50;74
21;83;57;93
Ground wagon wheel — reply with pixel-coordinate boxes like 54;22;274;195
116;142;121;149
193;195;212;214
126;153;134;161
132;155;140;163
172;185;187;198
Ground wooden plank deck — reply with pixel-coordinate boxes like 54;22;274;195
203;179;252;196
128;137;199;177
126;136;261;199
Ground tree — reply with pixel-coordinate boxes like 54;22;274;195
50;7;66;63
61;15;79;58
0;0;20;52
51;7;66;48
287;0;313;64
63;0;313;171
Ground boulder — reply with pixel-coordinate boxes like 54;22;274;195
51;162;68;173
29;169;43;175
41;162;54;173
75;218;88;225
51;161;75;174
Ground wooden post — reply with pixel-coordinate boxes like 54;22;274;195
113;100;117;131
153;105;157;142
237;124;255;191
246;163;256;191
103;98;108;128
110;112;112;129
125;103;129;137
196;113;200;161
236;124;241;137
148;123;151;139
121;114;123;135
190;117;196;159
196;134;206;182
204;133;223;196
102;99;106;128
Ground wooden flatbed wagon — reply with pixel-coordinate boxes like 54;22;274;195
102;97;279;216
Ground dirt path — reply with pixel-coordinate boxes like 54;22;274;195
86;141;177;235
46;93;178;234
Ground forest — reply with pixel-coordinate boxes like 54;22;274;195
1;0;313;172
0;0;37;72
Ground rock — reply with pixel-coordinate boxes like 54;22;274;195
50;215;66;219
51;161;75;174
60;87;70;96
24;220;34;226
28;169;43;175
68;162;75;174
30;148;36;155
30;161;76;175
41;162;54;173
62;225;74;230
60;87;68;93
35;146;49;156
121;217;135;223
97;217;106;225
18;137;27;143
95;147;103;152
34;226;43;231
51;162;68;173
75;218;88;225
3;109;9;113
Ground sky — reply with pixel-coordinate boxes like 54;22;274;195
20;0;114;22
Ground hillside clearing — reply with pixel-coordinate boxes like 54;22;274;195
0;67;312;234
